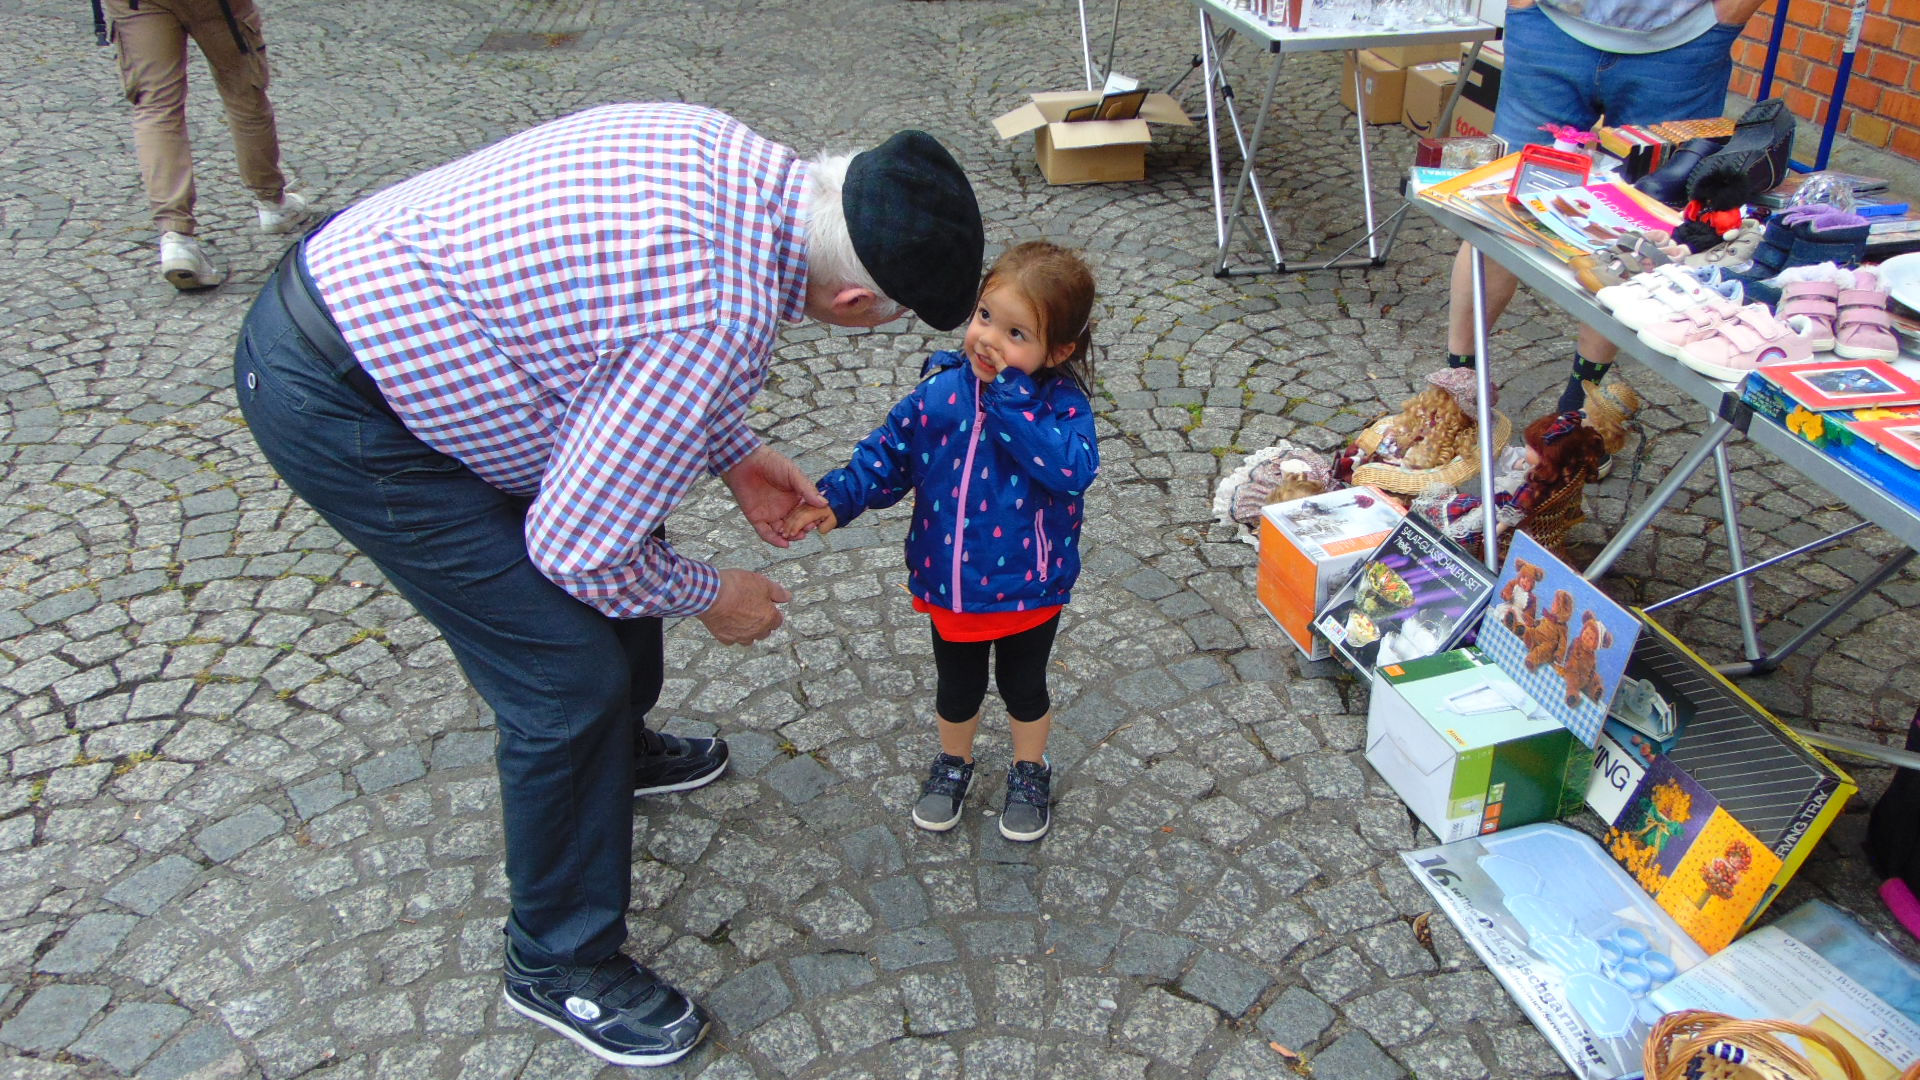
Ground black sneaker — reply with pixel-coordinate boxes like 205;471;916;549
633;733;728;796
502;936;709;1067
1000;759;1052;842
910;752;974;832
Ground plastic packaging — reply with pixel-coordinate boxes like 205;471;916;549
1786;171;1857;213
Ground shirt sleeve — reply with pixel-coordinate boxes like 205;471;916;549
524;325;761;618
979;372;1101;497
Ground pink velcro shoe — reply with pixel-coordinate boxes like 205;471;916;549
1636;299;1743;360
1834;270;1900;361
1775;279;1838;352
1676;304;1815;382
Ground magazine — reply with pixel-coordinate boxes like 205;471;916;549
1471;193;1589;262
1649;925;1920;1079
1519;182;1684;254
1313;514;1496;676
1405;823;1710;1080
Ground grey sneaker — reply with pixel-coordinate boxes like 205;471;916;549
999;759;1052;841
910;752;973;832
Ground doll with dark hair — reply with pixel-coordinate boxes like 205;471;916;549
1414;411;1609;551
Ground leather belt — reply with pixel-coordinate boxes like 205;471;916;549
273;235;398;422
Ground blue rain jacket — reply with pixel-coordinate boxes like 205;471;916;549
817;349;1100;613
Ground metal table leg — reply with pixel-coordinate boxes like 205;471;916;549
1710;441;1762;662
1207;20;1287;275
1469;247;1498;567
1583;414;1736;581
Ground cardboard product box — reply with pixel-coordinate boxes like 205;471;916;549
991;91;1194;185
1341;50;1407;126
1256;486;1404;660
1450;40;1502;139
1365;648;1592;843
1584;612;1855;953
1370;41;1465;67
1401;60;1461;137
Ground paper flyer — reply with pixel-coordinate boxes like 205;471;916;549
1649;925;1920;1080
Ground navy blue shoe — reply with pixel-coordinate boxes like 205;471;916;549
503;936;709;1067
633;733;728;796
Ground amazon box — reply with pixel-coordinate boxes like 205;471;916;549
1450;39;1502;138
1341;50;1407;126
991;90;1194;184
1402;60;1461;137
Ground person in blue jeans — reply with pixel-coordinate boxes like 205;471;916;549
233;106;984;1068
1445;0;1766;438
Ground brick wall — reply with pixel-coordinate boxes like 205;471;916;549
1729;0;1920;161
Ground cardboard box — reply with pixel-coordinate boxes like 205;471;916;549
1370;42;1464;67
1340;50;1407;126
1256;486;1403;660
1450;40;1502;138
1366;649;1592;843
991;91;1193;185
1584;613;1855;953
1401;60;1460;137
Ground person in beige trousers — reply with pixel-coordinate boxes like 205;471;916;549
100;0;315;289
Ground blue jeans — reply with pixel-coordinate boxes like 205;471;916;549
1493;5;1741;149
234;259;663;968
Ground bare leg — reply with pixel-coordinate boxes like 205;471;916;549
938;713;980;763
1008;711;1052;767
1447;244;1521;355
1575;324;1618;367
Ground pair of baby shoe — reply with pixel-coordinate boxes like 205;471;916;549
1730;204;1871;306
1600;264;1814;382
1776;268;1900;361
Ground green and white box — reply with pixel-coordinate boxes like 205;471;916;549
1366;648;1592;842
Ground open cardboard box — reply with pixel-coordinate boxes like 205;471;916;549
992;91;1193;185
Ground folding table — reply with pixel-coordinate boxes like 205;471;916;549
1190;0;1495;276
1420;197;1920;685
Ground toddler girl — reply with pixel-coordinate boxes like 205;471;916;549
783;241;1099;841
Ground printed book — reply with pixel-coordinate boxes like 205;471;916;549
1520;182;1683;254
1476;531;1640;748
1591;613;1855;953
1740;375;1920;508
1313;513;1495;676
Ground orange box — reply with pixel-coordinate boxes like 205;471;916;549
1256;487;1404;660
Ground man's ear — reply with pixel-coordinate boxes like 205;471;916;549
827;286;879;320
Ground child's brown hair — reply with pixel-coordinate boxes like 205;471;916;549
978;241;1097;393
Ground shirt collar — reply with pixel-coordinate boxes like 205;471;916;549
777;159;809;325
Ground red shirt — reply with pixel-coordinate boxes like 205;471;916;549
913;596;1060;642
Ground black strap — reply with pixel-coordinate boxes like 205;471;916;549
274;236;399;422
214;0;252;54
91;0;108;45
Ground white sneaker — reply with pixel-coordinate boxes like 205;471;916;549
159;231;224;290
257;191;316;234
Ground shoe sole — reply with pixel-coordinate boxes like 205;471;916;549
164;268;217;291
1594;456;1614;481
998;816;1049;842
632;754;728;797
912;806;965;832
1834;344;1899;362
503;989;707;1067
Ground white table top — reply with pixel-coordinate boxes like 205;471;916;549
1196;0;1497;53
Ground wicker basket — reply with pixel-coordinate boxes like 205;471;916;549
1643;1009;1920;1080
1349;410;1513;495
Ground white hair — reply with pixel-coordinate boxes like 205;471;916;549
804;151;905;315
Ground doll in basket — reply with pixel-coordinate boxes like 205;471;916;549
1414;412;1609;551
1334;368;1487;482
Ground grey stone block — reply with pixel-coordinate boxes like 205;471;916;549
1255;986;1335;1048
705;961;791;1034
0;983;111;1052
1179;950;1272;1017
193;804;284;862
38;913;139;974
105;855;200;916
351;747;426;794
765;753;834;804
69;1001;191;1072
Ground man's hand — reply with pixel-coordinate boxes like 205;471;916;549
782;504;838;541
723;446;827;548
696;568;791;645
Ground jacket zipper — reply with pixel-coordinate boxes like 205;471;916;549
1034;510;1050;582
951;378;984;611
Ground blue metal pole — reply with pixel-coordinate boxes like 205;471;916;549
1812;0;1871;172
1755;0;1790;102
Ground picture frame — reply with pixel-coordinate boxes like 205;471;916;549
1849;416;1920;470
1094;88;1148;122
1762;358;1920;411
1506;143;1592;205
1062;102;1100;123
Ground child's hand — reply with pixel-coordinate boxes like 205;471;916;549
781;504;838;540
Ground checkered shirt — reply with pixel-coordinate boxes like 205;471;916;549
304;104;810;618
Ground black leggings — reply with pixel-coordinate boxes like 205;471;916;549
931;613;1061;724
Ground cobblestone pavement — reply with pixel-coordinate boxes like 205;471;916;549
4;0;1918;1077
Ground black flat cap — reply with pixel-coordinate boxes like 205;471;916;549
843;130;985;332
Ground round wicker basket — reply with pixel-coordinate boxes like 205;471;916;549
1349;409;1513;495
1642;1009;1920;1080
